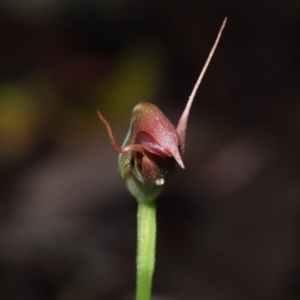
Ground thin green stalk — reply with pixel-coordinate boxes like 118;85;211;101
136;200;157;300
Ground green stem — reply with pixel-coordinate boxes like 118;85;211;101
135;200;157;300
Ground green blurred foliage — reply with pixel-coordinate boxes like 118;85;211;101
98;42;167;122
0;82;45;162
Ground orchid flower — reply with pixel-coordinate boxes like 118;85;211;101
98;18;227;203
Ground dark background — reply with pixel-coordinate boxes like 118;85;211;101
1;1;300;299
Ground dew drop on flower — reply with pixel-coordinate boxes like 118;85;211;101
155;178;164;186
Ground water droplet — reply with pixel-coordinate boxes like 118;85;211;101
155;178;164;186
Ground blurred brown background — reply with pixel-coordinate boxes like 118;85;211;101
1;1;300;299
